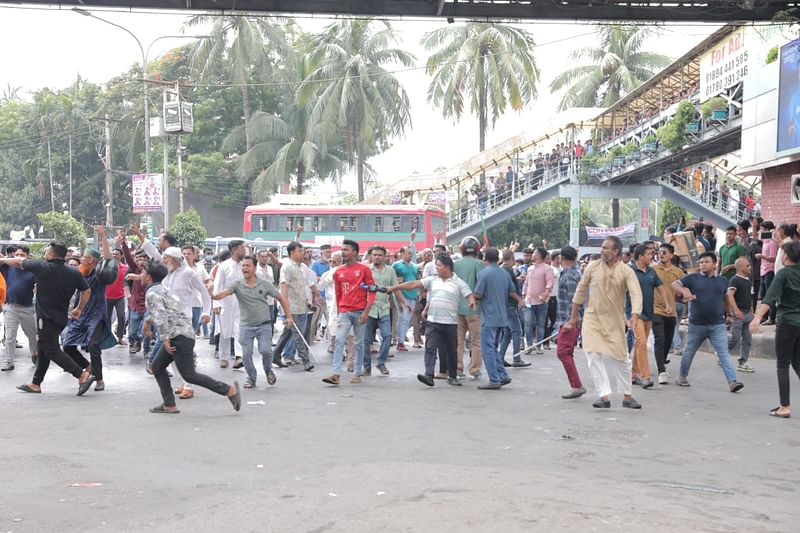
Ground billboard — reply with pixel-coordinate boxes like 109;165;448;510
777;37;800;157
699;27;750;101
132;173;163;213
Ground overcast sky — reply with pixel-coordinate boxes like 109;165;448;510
0;5;723;195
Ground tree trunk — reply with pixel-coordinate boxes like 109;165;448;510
478;60;488;186
612;198;620;227
296;162;306;195
47;137;54;211
356;143;365;202
68;134;73;214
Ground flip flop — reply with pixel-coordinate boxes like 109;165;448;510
228;381;241;412
769;407;790;418
149;404;180;414
16;384;41;394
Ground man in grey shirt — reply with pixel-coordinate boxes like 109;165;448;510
214;256;293;388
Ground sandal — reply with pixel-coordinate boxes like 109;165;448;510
175;385;185;394
178;388;194;399
16;384;41;394
243;380;255;389
149;404;180;414
227;381;241;412
769;407;791;418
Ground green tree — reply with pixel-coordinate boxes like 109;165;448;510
37;211;87;249
170;207;207;247
421;23;540;158
300;19;415;201
549;24;671;111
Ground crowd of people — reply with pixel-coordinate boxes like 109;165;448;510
671;166;760;220
0;216;798;418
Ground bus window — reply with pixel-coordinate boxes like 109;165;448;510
392;216;401;232
339;216;349;232
401;215;420;232
430;214;445;236
256;216;267;232
374;216;383;232
285;216;295;231
313;216;325;232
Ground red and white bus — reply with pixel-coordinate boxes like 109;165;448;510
243;204;446;254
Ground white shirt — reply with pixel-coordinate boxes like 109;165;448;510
257;262;277;305
213;258;243;310
190;262;209;308
423;261;436;278
164;264;211;317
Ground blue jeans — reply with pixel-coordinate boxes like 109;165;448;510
239;322;273;382
480;325;509;384
680;323;737;383
333;311;366;375
672;302;685;350
128;310;145;345
363;314;391;370
498;307;523;359
396;297;416;345
524;303;548;346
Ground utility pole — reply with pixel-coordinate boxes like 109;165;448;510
46;137;55;211
177;133;184;213
162;86;170;228
68;134;73;214
104;113;113;226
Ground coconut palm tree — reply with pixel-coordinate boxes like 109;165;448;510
224;51;344;201
299;19;415;202
549;24;672;111
185;15;287;151
421;23;540;156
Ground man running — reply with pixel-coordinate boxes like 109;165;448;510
144;263;241;414
1;245;37;371
0;242;95;395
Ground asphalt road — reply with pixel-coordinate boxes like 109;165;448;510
0;334;798;532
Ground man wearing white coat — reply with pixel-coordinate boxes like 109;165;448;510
213;240;245;368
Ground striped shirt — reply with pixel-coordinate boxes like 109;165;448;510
421;274;472;325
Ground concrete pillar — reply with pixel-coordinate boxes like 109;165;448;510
569;186;581;247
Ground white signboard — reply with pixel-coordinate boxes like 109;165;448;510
314;235;345;246
132;173;163;213
700;28;750;101
584;223;636;239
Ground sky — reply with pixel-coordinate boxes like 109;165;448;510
0;5;723;197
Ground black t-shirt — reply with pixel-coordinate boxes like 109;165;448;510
728;275;752;312
22;259;90;327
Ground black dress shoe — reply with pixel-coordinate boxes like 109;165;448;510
477;382;502;390
500;377;512;386
622;397;642;409
417;374;434;387
77;375;96;396
592;398;611;408
503;360;512;367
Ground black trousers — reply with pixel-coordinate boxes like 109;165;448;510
106;297;126;341
652;314;676;374
152;335;229;407
775;324;800;407
32;318;84;386
65;323;105;381
424;322;457;379
545;297;558;341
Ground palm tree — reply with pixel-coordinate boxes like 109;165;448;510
185;15;286;151
549;24;672;111
224;51;344;201
299;19;415;202
421;23;540;156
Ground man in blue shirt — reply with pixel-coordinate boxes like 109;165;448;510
392;243;419;351
671;252;744;392
473;248;524;389
1;245;37;371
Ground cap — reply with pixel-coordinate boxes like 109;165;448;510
85;247;101;260
163;247;183;260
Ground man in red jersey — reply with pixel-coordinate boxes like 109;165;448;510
322;239;376;386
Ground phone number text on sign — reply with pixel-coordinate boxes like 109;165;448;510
700;29;750;100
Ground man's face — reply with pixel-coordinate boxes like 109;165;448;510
164;255;179;272
544;255;552;266
231;244;245;260
740;261;752;276
258;252;270;267
727;229;736;244
699;256;716;274
532;251;543;264
291;246;304;262
241;259;254;277
600;240;619;264
371;249;385;266
659;247;673;265
14;249;28;260
182;249;194;265
158;234;169;251
112;250;122;263
321;249;332;261
341;244;356;262
423;250;433;262
523;252;532;264
737;226;747;241
402;248;412;262
81;254;97;270
435;259;449;278
639;249;654;266
135;255;148;269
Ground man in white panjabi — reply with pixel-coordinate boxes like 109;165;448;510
212;240;245;368
563;236;644;409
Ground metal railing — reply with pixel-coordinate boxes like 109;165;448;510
447;164;575;231
658;171;759;222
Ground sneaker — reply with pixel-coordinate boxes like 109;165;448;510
413;343;423;349
561;387;586;399
622;397;642;409
128;344;137;355
535;346;544;355
641;378;654;389
500;377;512;387
592;398;611;408
94;381;105;392
675;377;690;387
512;359;532;368
658;372;669;385
377;364;389;376
738;362;755;373
322;374;340;385
1;363;14;372
232;358;244;369
447;377;462;387
729;381;744;393
350;376;362;384
359;369;372;377
468;372;481;381
303;361;315;372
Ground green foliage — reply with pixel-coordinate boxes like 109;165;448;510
643;132;657;144
26;241;48;260
609;144;625;158
657;199;692;235
549;24;672;111
37;211;87;249
622;141;639;155
766;46;779;64
491;199;573;248
169;208;207;247
700;96;727;119
657;100;698;153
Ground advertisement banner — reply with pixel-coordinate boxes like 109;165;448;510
389;192;401;205
131;174;163;213
426;191;446;207
640;207;650;231
584;223;636;239
699;27;750;101
777;37;800;157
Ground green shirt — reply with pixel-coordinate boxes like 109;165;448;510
719;242;747;279
453;256;484;315
229;277;280;326
762;263;800;327
369;264;397;319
